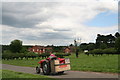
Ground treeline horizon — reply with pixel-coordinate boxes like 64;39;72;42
1;32;120;60
1;32;120;52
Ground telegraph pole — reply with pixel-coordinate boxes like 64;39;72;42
74;37;81;58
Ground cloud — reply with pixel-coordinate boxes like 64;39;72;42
2;24;117;45
2;2;118;28
2;24;74;45
2;1;118;45
2;2;58;28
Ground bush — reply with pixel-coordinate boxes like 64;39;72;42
89;49;103;56
12;53;19;59
2;50;13;60
115;37;120;52
55;53;71;58
2;50;38;60
99;43;107;49
103;48;118;55
86;48;119;56
39;53;71;58
2;51;71;60
23;52;38;59
39;53;50;58
18;53;25;59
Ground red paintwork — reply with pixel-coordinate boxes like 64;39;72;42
57;58;65;64
38;57;65;68
59;65;67;68
38;60;46;64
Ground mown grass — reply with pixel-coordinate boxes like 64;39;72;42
2;53;119;73
2;57;42;67
65;53;119;73
2;69;58;80
0;69;2;79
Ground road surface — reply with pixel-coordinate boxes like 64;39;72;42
2;64;119;80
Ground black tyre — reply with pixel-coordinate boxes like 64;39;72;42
36;66;41;74
58;71;64;74
42;62;50;75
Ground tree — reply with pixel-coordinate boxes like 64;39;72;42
69;44;74;46
2;45;10;53
115;37;120;52
10;39;22;53
115;32;120;38
96;34;115;48
79;43;88;51
20;47;27;53
53;46;63;52
100;43;107;49
87;43;95;51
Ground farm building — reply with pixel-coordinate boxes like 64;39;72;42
28;45;52;54
64;47;71;53
63;46;75;53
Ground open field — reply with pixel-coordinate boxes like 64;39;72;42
2;69;58;80
65;54;119;73
2;53;119;73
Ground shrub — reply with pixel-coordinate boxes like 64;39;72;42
39;53;71;58
89;49;103;55
86;48;118;56
115;37;120;52
99;43;107;49
2;50;13;60
103;48;118;55
26;52;38;58
39;53;50;58
18;53;25;59
12;53;19;59
55;53;71;58
2;50;38;60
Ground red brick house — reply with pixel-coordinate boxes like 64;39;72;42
63;46;75;53
28;45;52;54
64;47;71;53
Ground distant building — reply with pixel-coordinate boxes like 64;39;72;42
63;46;75;53
28;45;52;54
64;47;71;53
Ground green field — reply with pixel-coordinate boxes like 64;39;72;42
2;53;119;73
66;54;119;73
0;69;2;79
2;69;58;80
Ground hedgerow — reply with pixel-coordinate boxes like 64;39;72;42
85;48;119;56
2;50;71;60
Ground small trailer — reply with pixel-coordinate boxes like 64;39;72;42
36;57;71;75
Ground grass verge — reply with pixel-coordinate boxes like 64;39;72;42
2;69;58;80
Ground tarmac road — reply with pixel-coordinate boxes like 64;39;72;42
2;64;119;80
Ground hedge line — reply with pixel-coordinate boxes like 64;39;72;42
2;51;71;60
85;48;119;56
39;53;71;58
2;52;37;60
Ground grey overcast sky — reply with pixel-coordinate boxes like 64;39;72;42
1;0;118;46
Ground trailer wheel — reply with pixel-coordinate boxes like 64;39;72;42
36;66;41;74
42;62;50;75
58;71;64;74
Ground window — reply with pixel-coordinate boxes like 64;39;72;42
37;49;39;51
33;49;34;51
